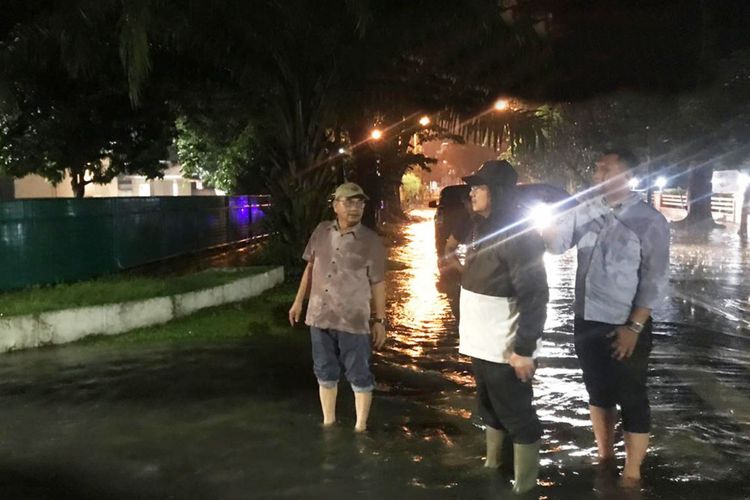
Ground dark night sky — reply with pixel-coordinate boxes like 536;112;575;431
532;0;750;99
2;1;749;103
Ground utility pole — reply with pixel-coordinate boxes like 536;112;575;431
645;124;654;206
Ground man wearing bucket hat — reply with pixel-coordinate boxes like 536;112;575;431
457;160;549;494
289;182;387;432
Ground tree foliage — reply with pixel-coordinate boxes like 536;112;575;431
0;1;173;197
4;0;750;248
175;117;266;194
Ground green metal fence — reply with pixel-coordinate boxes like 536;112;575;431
0;195;270;292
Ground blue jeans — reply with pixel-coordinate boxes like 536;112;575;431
310;327;375;392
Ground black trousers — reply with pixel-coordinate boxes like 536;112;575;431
471;358;542;445
574;317;653;433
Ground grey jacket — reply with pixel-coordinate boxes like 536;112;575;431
544;192;670;324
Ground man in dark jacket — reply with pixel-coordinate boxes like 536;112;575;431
458;160;549;494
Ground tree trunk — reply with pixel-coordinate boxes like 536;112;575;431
351;151;381;229
739;184;750;240
674;164;721;230
0;175;14;200
71;173;87;198
381;181;406;222
263;165;335;269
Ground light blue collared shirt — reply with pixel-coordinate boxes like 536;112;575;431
544;192;670;324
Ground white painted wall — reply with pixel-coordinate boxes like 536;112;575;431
13;174;68;198
12;164;211;199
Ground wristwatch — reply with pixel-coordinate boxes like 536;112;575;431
625;320;645;334
370;317;388;329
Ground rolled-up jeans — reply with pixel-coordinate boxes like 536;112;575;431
310;327;375;392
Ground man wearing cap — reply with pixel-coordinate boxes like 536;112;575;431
458;160;549;494
289;182;387;432
542;150;669;486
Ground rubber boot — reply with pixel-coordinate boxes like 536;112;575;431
512;441;540;494
484;427;506;468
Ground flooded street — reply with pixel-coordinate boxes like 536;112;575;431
0;208;748;499
381;208;750;499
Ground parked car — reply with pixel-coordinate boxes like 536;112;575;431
428;185;471;259
430;183;577;269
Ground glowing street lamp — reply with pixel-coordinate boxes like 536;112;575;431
370;129;383;140
628;177;640;190
338;147;346;154
419;116;431;127
494;99;510;111
655;176;667;190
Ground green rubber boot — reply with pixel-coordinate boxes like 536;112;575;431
484;427;506;469
512;441;540;494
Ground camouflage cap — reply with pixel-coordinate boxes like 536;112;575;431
332;182;369;200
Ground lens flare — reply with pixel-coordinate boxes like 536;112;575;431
529;203;554;229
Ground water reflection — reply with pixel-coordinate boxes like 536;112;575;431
0;209;747;499
663;230;750;331
384;209;461;381
380;209;750;499
391;208;452;334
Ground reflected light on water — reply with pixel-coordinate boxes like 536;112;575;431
543;251;576;333
441;372;476;387
376;211;750;498
386;209;454;367
397;209;449;332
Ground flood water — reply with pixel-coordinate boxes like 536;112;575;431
0;209;748;499
382;209;750;499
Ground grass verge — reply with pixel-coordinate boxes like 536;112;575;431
78;282;298;346
0;266;274;318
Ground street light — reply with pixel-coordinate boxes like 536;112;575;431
628;177;640;190
338;147;346;154
370;129;383;140
655;176;667;190
494;99;510;111
419;116;431;127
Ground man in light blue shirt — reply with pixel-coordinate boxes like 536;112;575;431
544;150;670;487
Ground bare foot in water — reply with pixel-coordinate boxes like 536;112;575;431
618;474;642;490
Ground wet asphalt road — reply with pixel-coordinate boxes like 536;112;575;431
0;209;748;499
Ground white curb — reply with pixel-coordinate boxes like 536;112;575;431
0;266;284;353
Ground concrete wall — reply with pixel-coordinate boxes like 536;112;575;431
13;174;121;198
12;166;206;199
13;174;67;198
0;267;284;353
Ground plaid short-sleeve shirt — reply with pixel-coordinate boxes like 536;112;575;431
303;221;386;334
